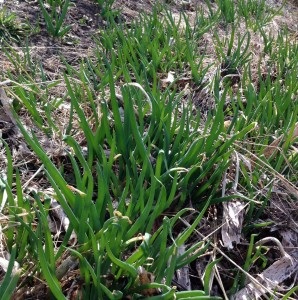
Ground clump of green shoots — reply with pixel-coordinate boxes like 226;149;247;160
238;0;283;31
0;7;28;44
94;0;118;20
38;0;72;37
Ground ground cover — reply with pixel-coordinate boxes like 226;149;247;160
0;0;297;299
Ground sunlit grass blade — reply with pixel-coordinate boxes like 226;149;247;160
203;258;222;295
0;247;20;300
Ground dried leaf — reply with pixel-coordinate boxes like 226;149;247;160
176;245;191;290
50;198;77;244
232;254;297;299
221;152;246;249
161;71;175;84
137;266;160;297
221;200;245;249
0;256;20;274
281;229;298;259
161;71;175;88
0;87;17;128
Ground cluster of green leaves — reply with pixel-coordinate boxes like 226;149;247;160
214;25;251;86
38;0;72;37
238;0;283;30
1;1;297;299
94;0;117;20
0;7;28;44
217;0;236;23
92;7;219;90
37;0;119;37
216;0;283;29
